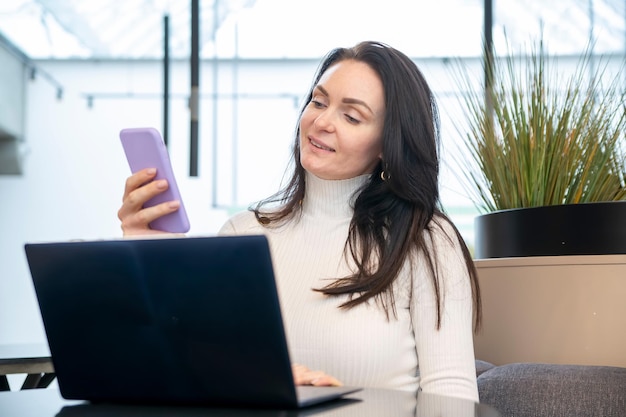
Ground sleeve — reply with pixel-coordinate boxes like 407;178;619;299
411;219;479;403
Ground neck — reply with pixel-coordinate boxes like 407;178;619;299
302;172;370;218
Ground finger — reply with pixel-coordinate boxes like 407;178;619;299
310;375;343;387
122;168;157;201
292;365;343;387
291;363;311;385
118;173;180;235
120;200;181;236
118;173;170;224
122;178;169;212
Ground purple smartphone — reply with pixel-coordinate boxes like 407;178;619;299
119;127;190;233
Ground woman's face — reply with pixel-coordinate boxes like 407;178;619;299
299;60;385;180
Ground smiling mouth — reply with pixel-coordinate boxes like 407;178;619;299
310;138;335;152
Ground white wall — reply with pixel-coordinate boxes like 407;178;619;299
0;57;303;343
0;55;486;345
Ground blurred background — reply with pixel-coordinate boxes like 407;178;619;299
0;0;624;344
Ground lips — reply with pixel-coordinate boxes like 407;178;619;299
309;137;335;152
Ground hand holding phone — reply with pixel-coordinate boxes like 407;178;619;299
120;127;190;233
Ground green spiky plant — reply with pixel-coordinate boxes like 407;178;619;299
451;40;626;214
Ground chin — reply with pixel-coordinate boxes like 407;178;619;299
303;167;331;180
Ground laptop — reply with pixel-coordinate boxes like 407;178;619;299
24;234;361;408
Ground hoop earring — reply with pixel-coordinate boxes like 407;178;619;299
380;171;388;181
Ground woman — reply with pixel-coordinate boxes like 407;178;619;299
118;41;481;402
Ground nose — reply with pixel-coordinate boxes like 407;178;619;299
313;109;335;132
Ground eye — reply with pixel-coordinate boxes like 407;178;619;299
345;114;361;124
310;96;327;109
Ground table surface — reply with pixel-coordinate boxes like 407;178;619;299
0;343;51;361
0;343;54;375
0;346;502;416
0;387;501;417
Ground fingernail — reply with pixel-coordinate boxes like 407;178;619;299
168;201;180;209
156;179;168;189
146;168;157;175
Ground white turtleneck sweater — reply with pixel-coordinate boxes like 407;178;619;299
218;173;479;403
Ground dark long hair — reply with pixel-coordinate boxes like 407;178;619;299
253;41;481;331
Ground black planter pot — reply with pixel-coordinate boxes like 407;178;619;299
474;201;626;258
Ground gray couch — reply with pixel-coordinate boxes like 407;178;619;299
476;360;626;417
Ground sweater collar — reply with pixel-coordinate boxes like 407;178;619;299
302;172;371;219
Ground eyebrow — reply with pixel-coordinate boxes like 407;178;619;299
315;85;374;115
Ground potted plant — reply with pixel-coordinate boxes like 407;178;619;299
450;40;626;258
